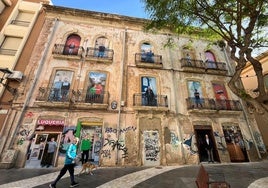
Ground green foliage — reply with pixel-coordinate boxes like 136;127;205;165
143;0;268;50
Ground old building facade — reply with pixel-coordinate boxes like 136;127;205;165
1;4;265;168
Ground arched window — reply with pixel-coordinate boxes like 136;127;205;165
141;42;154;63
94;37;109;57
205;51;216;68
182;47;195;66
63;34;81;55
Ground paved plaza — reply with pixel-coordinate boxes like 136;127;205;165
0;161;267;188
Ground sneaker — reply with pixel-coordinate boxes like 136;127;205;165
49;184;56;188
70;182;79;187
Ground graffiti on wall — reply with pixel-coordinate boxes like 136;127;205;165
144;131;160;161
214;131;227;152
100;149;111;159
183;134;198;155
103;138;128;158
17;125;33;145
170;132;179;147
105;126;137;134
254;131;266;153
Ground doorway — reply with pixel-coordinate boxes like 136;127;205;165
143;130;161;166
79;125;102;165
194;126;220;163
25;133;60;168
222;125;249;162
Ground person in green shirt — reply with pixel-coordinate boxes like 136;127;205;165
80;134;92;164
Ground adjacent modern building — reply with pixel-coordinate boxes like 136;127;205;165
0;4;266;168
0;0;51;168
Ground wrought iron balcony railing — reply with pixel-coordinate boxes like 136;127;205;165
36;87;109;105
72;89;109;104
133;93;168;107
215;99;242;111
52;44;84;56
135;53;163;64
36;87;71;102
85;47;114;60
0;48;17;56
186;97;242;111
181;58;227;71
11;20;30;27
181;58;205;69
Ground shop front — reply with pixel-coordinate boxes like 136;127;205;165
25;118;64;168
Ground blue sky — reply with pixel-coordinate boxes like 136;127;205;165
51;0;149;19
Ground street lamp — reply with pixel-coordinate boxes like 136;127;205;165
0;67;17;95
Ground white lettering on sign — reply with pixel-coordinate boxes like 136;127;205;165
37;119;64;126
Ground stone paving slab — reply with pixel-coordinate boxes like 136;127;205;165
0;161;268;188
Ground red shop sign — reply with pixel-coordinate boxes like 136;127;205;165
37;119;65;126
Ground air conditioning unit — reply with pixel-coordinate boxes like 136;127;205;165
8;71;23;82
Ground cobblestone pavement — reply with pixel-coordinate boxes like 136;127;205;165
0;161;267;188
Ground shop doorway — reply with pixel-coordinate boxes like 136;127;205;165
78;125;102;165
194;126;220;163
222;125;249;162
25;133;60;168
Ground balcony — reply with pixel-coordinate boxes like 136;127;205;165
35;87;109;110
52;44;114;63
0;48;17;56
181;58;227;75
52;44;84;60
85;47;114;63
135;53;163;69
186;97;242;114
11;20;30;27
133;93;168;111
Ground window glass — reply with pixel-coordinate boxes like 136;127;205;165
187;81;202;98
205;51;216;62
63;34;81;55
85;72;107;103
212;83;228;100
141;76;157;106
94;37;109;57
49;70;73;102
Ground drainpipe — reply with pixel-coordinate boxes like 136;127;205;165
116;28;127;165
10;18;60;147
222;45;261;159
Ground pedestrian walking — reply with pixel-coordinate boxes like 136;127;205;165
49;137;79;188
